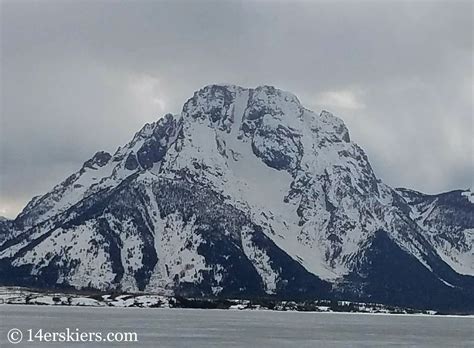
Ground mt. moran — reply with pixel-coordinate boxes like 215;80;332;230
1;85;473;311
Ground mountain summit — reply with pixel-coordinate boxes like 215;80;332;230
1;85;473;311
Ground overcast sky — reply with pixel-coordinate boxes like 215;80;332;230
1;0;472;218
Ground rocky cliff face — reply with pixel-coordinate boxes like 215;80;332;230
1;85;472;310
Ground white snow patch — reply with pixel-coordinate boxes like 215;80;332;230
241;226;278;294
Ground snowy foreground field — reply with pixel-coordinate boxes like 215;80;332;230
1;305;473;347
0;287;441;315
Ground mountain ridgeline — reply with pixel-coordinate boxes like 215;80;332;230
1;85;473;312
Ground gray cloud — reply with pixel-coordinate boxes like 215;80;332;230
1;0;472;218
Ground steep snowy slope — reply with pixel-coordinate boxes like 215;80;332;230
14;114;181;230
1;85;472;310
396;188;473;276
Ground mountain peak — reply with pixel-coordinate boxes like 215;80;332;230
183;84;302;120
181;84;351;144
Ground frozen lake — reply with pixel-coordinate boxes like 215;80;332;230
0;305;472;347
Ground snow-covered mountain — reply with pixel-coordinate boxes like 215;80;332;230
1;85;473;311
396;188;473;276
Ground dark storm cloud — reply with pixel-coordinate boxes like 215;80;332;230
1;0;472;218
